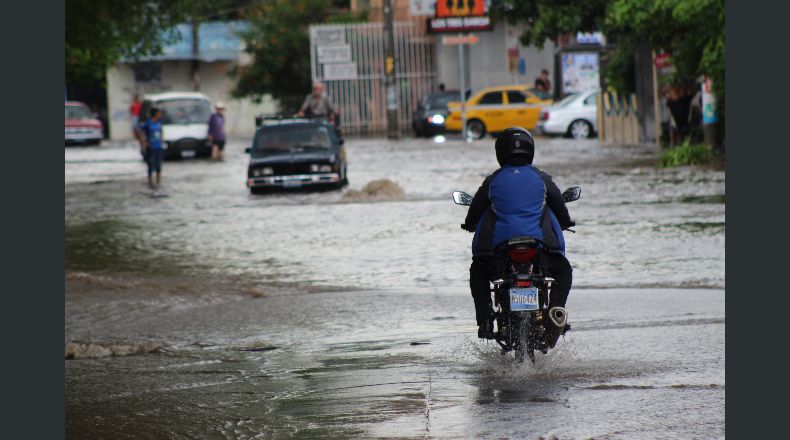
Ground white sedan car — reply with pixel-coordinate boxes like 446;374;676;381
536;89;600;139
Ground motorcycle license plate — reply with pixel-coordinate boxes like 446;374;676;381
509;287;539;311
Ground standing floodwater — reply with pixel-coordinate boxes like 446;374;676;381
65;136;724;439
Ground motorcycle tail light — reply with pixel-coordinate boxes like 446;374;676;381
516;280;532;287
507;248;538;263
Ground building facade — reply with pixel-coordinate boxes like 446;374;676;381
106;21;276;141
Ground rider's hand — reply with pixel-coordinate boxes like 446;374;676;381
461;223;474;232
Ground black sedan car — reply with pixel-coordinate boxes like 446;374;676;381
411;91;460;137
245;118;348;194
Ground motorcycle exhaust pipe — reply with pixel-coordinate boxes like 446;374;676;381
545;307;567;348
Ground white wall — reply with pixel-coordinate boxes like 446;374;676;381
436;22;556;95
106;60;277;140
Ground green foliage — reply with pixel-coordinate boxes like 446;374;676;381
660;139;715;167
65;0;258;85
231;0;366;112
65;0;195;84
490;0;610;48
491;0;725;132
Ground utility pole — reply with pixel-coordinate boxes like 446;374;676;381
458;36;467;141
191;18;200;91
383;0;399;139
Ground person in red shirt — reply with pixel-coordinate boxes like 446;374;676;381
130;95;146;160
129;94;142;118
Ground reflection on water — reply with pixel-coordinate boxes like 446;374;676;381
66;137;724;292
65;138;724;439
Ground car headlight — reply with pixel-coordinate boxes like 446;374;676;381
262;167;274;175
319;164;332;172
429;114;445;124
310;164;320;172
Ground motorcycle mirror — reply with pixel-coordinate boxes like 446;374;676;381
452;191;473;205
562;187;581;203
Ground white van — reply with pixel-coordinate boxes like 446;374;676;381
139;92;214;159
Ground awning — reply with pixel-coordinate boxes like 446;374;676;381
124;21;250;63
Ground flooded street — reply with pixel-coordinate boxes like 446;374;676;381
65;136;724;439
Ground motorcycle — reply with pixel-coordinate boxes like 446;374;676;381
452;186;582;363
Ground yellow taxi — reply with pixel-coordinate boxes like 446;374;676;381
445;85;553;139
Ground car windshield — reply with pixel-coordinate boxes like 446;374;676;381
157;99;212;125
65;105;92;120
554;93;581;107
253;125;333;155
423;93;459;110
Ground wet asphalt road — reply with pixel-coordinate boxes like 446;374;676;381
65;136;725;439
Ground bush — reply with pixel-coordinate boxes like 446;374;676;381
660;140;715;167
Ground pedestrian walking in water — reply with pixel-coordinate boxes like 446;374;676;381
140;108;164;188
208;101;226;161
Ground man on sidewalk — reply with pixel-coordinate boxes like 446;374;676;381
208;101;226;161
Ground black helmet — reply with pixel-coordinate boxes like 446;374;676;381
495;127;535;166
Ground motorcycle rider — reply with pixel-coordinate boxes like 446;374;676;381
461;127;575;339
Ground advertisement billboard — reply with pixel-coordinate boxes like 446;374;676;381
561;52;600;94
429;0;493;33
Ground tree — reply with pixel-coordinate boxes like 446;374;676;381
65;0;197;84
231;0;365;112
490;0;725;133
65;0;258;86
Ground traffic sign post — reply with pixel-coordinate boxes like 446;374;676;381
443;34;478;141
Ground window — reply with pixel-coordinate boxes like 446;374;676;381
157;99;212;125
584;93;600;106
426;93;459;110
507;91;527;104
132;63;162;84
65;105;92;120
254;125;333;154
478;92;503;105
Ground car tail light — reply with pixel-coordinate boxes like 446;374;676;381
507;248;538;262
540;111;549;121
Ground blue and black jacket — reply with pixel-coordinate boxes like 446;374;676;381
463;164;572;256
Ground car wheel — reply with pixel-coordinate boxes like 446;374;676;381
568;119;593;139
466;119;486;140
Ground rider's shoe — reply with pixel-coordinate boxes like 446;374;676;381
477;320;495;339
561;323;571;335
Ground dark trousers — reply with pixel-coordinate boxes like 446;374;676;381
469;252;573;325
147;149;164;176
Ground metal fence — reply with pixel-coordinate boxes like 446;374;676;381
309;22;437;135
598;92;641;145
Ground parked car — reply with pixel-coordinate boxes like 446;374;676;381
65;101;103;145
412;91;460;137
444;85;553;139
535;89;600;139
245;117;348;194
138;92;213;159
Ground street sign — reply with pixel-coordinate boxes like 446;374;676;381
409;0;436;16
323;62;357;80
317;45;352;64
312;28;344;46
429;16;492;33
442;34;479;45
